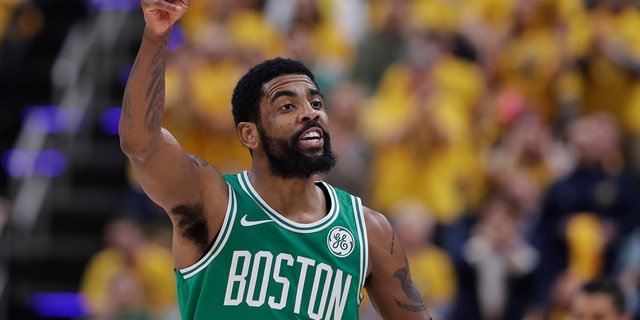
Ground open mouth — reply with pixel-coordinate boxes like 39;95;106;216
298;128;324;149
301;130;322;141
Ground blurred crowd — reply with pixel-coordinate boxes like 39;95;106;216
6;0;640;319
152;0;640;318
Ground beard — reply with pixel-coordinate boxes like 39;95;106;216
257;122;336;179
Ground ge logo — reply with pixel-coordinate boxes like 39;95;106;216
327;226;354;257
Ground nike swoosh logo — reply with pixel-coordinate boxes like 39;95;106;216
240;214;274;227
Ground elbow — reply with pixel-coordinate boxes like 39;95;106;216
119;127;169;162
119;136;154;162
119;122;174;161
120;138;142;161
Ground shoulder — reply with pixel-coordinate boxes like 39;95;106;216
320;188;392;252
362;206;395;276
363;206;393;236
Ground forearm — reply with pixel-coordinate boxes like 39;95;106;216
365;211;431;319
119;26;172;159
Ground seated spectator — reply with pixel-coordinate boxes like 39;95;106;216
616;226;640;318
451;194;538;320
358;198;457;320
390;199;457;319
571;278;630;320
322;81;372;202
79;217;178;320
535;112;639;308
94;268;148;320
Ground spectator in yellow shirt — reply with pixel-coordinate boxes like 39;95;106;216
80;217;178;319
364;29;487;224
390;199;458;320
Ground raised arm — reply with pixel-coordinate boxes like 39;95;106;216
119;0;228;267
364;208;431;320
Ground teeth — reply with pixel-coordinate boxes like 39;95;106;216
303;132;320;139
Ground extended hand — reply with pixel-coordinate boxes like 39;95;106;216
141;0;191;36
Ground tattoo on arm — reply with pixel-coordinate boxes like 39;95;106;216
391;229;395;254
393;267;427;312
144;33;170;132
393;268;424;303
121;90;134;129
188;154;210;167
392;237;427;312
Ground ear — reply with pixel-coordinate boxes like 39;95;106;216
238;122;259;149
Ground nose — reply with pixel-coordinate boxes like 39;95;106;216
297;102;320;123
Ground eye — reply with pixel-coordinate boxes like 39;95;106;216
280;104;295;111
311;101;323;109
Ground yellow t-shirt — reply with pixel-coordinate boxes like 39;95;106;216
584;6;640;133
407;245;458;308
164;57;252;173
364;58;487;222
80;244;177;314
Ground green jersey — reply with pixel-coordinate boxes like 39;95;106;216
174;171;369;319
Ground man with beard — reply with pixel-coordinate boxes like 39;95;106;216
118;0;431;319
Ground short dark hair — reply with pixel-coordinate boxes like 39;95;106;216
579;278;626;314
231;57;317;126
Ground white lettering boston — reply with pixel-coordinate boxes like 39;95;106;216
224;250;352;319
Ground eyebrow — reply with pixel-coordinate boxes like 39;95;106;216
270;88;325;103
270;90;296;103
308;88;325;100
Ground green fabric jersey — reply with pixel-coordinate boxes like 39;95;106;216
174;171;369;319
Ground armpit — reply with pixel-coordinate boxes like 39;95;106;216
171;202;209;249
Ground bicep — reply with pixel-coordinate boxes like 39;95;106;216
127;128;226;212
364;210;431;320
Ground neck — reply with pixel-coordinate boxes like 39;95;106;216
247;166;327;223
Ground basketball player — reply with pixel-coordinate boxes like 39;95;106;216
119;0;431;319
